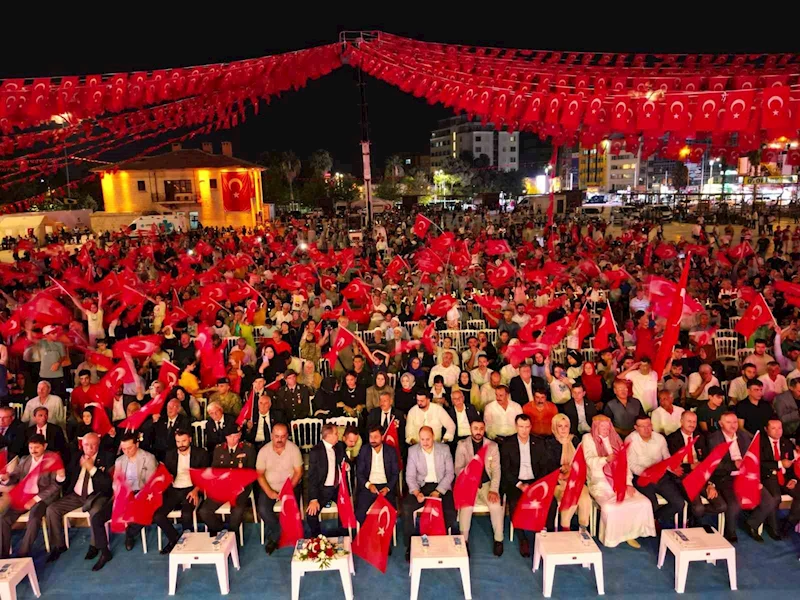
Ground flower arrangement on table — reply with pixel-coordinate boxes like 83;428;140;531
295;535;349;569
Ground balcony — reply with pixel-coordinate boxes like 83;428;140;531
151;192;201;205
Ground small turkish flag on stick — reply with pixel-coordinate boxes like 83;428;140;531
337;461;357;530
453;445;488;509
559;444;587;514
682;441;732;501
734;432;762;510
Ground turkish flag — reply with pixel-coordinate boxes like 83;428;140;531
487;260;516;289
190;467;259;506
694;93;723;131
112;334;162;358
761;88;791;131
128;463;174;526
519;309;549;342
341;278;372;302
593;305;618;350
636;97;663;130
18;293;71;326
158;359;181;389
324;326;356;365
419;497;447;535
412;297;426;321
91;357;137;409
560;95;584;130
682;441;732;501
664;98;692;131
9;452;64;511
383;419;403;472
511;469;560;532
541;315;572;346
386;256;408;279
654;244;678;261
277;478;304;548
236;390;255;427
453;445;489;509
118;388;169;432
93;271;121;297
735;294;774;339
221;172;253;212
415;248;445;274
786;148;800;166
111;470;134;534
689;327;718;348
578;259;601;279
652;257;690;378
721;90;755;132
484;239;512;256
559;444;587;515
728;242;754;261
413;214;433;238
337;461;357;529
428;295;458;318
504;342;551;368
734;432;762;510
352;495;397;573
573;306;593;348
91;405;114;437
637;438;696;487
429;232;456;253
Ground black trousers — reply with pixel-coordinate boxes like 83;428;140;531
763;477;800;530
505;480;557;544
152;487;197;544
402;482;456;546
45;493;112;550
0;501;48;558
256;484;301;545
634;474;686;527
716;478;780;538
306;486;340;537
198;490;251;535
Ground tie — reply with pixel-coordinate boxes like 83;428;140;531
168;420;174;430
773;440;785;486
80;463;91;498
686;436;695;464
38;428;44;436
382;412;389;429
263;416;270;443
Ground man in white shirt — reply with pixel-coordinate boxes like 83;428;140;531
627;416;685;529
355;425;399;522
650;390;685;436
686;364;720;407
22;380;66;431
428;352;460;389
484;385;523;441
622;358;659;413
743;338;774;376
469;356;494;411
759;361;788;404
727;364;758;406
405;391;455;445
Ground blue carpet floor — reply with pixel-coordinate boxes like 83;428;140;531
9;517;800;599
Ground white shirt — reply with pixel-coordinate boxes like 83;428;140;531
174;451;192;488
405;403;456;444
724;432;742;462
687;373;720;402
22;394;66;428
428;364;461;389
518;438;534;481
650;405;685;436
759;373;788;403
520;378;535;404
368;447;387;486
423;447;438;483
626;431;670;476
453;407;471;437
625;370;659;413
484;400;523;439
73;455;98;496
549;380;572;405
678;430;698;463
574;400;591;434
255;411;271;443
323;440;336;487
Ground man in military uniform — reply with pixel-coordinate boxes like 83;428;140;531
197;427;256;538
209;378;242;416
273;371;311;422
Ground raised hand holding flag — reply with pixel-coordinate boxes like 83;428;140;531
735;294;775;339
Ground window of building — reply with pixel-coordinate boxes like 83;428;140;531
510;146;516;152
164;179;193;200
475;147;482;153
475;135;482;141
209;178;217;189
510;157;516;163
510;136;516;142
137;180;146;192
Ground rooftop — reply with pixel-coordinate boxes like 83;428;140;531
93;149;264;172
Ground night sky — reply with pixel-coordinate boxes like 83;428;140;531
2;11;792;176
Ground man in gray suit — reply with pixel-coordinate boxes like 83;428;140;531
114;431;157;552
402;425;456;560
0;434;66;558
454;419;503;556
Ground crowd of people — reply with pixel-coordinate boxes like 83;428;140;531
0;203;798;576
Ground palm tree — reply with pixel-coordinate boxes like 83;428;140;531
309;149;333;177
385;155;405;182
280;151;301;202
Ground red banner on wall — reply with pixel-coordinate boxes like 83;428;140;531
221;171;253;211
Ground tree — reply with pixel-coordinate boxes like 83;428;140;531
309;149;333;177
385;155;405;182
375;179;400;201
330;174;360;205
473;153;491;169
671;162;689;190
279;151;301;202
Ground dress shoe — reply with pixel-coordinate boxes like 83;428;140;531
764;527;781;541
46;547;67;563
743;523;763;543
405;548;411;562
724;534;738;544
493;541;504;557
160;541;176;555
92;549;112;572
626;539;641;549
125;536;135;551
265;540;277;556
84;546;99;560
519;538;530;558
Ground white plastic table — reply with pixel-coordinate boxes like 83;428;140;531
532;531;604;598
291;536;354;600
168;532;240;595
657;528;736;594
409;535;471;600
0;558;41;600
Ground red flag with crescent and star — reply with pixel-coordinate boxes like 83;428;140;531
419;497;447;535
118;388;170;432
559;444;587;514
734;432;762;510
511;469;560;532
453;444;489;509
383;419;403;472
111;470;134;534
636;438;697;487
189;467;259;505
277;478;304;548
126;463;174;526
9;452;64;511
221;172;253;212
735;294;775;339
593;305;618;350
352;494;397;573
682;441;731;501
158;359;181;389
412;213;433;238
337;461;357;529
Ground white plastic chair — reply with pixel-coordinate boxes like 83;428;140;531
62;510;115;549
386;373;397;389
467;319;486;331
729;316;741;330
158;508;199;551
9;403;23;421
736;348;753;365
290;418;324;453
192;420;207;449
714;335;738;361
581;348;595;364
326;416;359;429
265;494;305;545
213;491;258;545
318;358;332;378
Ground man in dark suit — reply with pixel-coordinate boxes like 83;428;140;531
509;364;545;407
559;383;598;437
243;393;285;450
198;427;256;537
154;429;210;554
367;391;405;438
0;435;65;558
707;411;780;542
355;425;399;523
148;399;190;461
26;406;68;464
205;402;237;451
761;418;800;537
45;432;115;568
500;414;553;558
666;411;726;525
306;423;347;537
0;405;28;460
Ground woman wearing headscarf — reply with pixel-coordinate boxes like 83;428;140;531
299;359;322;393
457;371;473;398
581;415;655;548
394;372;418;414
546;414;591;531
366;371;394;412
566;350;583;382
406;355;425;381
312;376;340;417
580;361;606;409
